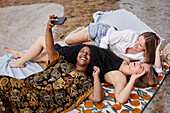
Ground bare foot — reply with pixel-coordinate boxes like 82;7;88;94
10;61;26;68
3;47;20;59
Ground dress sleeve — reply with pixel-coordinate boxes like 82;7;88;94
46;51;60;67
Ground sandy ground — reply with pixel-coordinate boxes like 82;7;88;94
0;0;119;41
0;0;169;113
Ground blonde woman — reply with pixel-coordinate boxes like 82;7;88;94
64;23;162;73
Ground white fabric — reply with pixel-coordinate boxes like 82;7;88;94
100;28;145;61
93;9;156;34
0;53;43;79
94;9;162;73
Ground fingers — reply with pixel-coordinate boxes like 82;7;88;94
156;36;162;49
47;15;58;28
93;66;99;71
157;36;163;44
93;66;100;75
49;15;58;19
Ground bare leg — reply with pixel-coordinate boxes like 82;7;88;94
4;35;48;68
3;47;26;59
3;47;48;62
30;51;48;62
64;27;93;45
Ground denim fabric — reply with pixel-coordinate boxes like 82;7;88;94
88;23;111;46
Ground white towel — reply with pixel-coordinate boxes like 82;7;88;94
0;53;43;79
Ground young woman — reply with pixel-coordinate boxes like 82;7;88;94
64;23;162;72
0;15;159;112
0;15;103;113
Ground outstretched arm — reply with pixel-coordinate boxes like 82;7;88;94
106;71;145;104
154;36;162;69
45;15;58;62
88;66;105;102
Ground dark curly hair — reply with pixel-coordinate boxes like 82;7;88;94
54;43;123;82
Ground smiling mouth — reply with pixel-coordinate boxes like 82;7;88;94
81;57;86;61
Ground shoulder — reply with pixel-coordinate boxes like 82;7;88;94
104;71;127;85
119;29;138;36
110;29;138;39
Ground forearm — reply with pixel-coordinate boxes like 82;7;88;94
89;74;105;102
154;36;163;69
45;28;57;62
116;78;135;104
154;49;162;68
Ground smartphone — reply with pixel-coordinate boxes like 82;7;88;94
51;17;67;25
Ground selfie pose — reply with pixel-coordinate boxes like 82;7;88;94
0;15;159;112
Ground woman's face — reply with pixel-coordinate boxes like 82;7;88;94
77;46;91;67
129;61;150;74
133;35;146;52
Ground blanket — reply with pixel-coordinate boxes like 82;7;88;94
0;53;43;79
75;9;169;113
93;9;155;34
76;60;169;113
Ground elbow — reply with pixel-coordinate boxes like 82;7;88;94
64;38;69;44
116;98;127;104
64;36;72;45
90;95;105;103
92;97;103;103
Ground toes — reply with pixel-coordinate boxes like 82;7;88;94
3;47;10;52
10;62;26;68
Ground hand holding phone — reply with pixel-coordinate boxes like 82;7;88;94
51;17;67;25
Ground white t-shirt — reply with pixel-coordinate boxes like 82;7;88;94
100;28;145;61
99;28;162;73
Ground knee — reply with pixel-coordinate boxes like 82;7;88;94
37;35;45;43
64;35;71;44
38;35;45;40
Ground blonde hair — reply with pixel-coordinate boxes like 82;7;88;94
139;32;159;64
134;65;159;88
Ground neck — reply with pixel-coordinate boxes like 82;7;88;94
119;63;132;76
74;64;88;73
126;47;141;54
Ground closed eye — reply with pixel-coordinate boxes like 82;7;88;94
140;66;144;71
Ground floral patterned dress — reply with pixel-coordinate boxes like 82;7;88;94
0;52;94;113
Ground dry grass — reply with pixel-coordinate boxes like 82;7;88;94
0;0;120;40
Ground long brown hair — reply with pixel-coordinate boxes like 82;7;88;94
133;65;159;88
140;32;159;64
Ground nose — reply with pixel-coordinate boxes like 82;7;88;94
82;51;87;56
135;41;139;44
